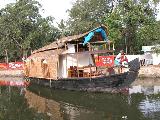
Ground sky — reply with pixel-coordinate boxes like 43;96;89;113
0;0;160;23
0;0;76;24
37;0;76;23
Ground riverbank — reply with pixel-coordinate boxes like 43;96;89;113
127;65;160;88
0;69;24;82
138;65;160;78
0;70;28;86
0;65;159;89
0;69;23;77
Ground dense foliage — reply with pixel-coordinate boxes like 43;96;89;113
67;0;160;54
67;0;114;35
105;0;160;54
0;0;60;61
0;0;160;61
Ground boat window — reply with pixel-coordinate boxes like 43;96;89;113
92;44;107;51
75;44;89;52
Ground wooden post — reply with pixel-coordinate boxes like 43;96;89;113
57;55;60;79
65;43;68;78
126;45;128;54
113;43;115;50
109;42;111;50
57;43;59;79
113;43;115;55
49;79;52;88
104;43;107;49
89;43;91;51
89;54;91;79
76;43;79;78
5;49;8;64
88;43;92;79
8;86;11;93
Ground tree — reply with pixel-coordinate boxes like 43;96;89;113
0;0;60;61
67;0;113;35
67;0;160;54
149;20;160;54
105;0;160;54
57;19;70;37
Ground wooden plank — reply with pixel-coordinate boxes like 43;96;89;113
77;43;79;78
65;43;68;78
61;50;114;55
113;43;115;55
90;41;111;44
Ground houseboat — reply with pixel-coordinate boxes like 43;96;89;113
24;25;137;92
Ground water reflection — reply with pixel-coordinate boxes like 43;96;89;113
2;78;160;120
27;84;160;120
25;90;63;120
0;86;49;120
139;96;160;119
129;85;160;95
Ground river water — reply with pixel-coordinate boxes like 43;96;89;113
1;84;160;120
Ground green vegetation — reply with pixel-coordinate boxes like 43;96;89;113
0;0;60;61
67;0;113;34
0;86;49;120
67;0;160;54
0;0;160;61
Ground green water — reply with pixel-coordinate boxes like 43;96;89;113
0;86;49;120
1;85;160;120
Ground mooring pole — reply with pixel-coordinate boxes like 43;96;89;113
88;43;92;80
56;42;59;79
65;43;68;78
5;49;9;64
49;79;52;88
76;42;79;78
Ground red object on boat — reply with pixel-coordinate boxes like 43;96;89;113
0;63;8;69
0;80;30;87
120;54;128;63
8;62;24;70
95;56;114;67
0;62;24;70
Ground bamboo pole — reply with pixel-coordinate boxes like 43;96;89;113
88;43;91;79
113;43;115;55
104;43;107;49
57;43;59;79
89;54;91;79
5;49;8;64
109;42;111;50
65;43;68;78
113;43;115;50
126;45;128;54
89;43;91;51
76;43;79;78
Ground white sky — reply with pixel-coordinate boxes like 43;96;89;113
0;0;76;24
0;0;160;23
37;0;76;23
156;4;160;20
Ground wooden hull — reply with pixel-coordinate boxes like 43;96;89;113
26;71;138;92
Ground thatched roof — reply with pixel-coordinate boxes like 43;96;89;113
33;25;108;54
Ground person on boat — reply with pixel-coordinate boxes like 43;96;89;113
114;50;128;73
115;50;124;65
120;53;128;68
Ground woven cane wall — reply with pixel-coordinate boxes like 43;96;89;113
25;49;63;80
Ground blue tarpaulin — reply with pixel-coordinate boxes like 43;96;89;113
83;27;108;46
